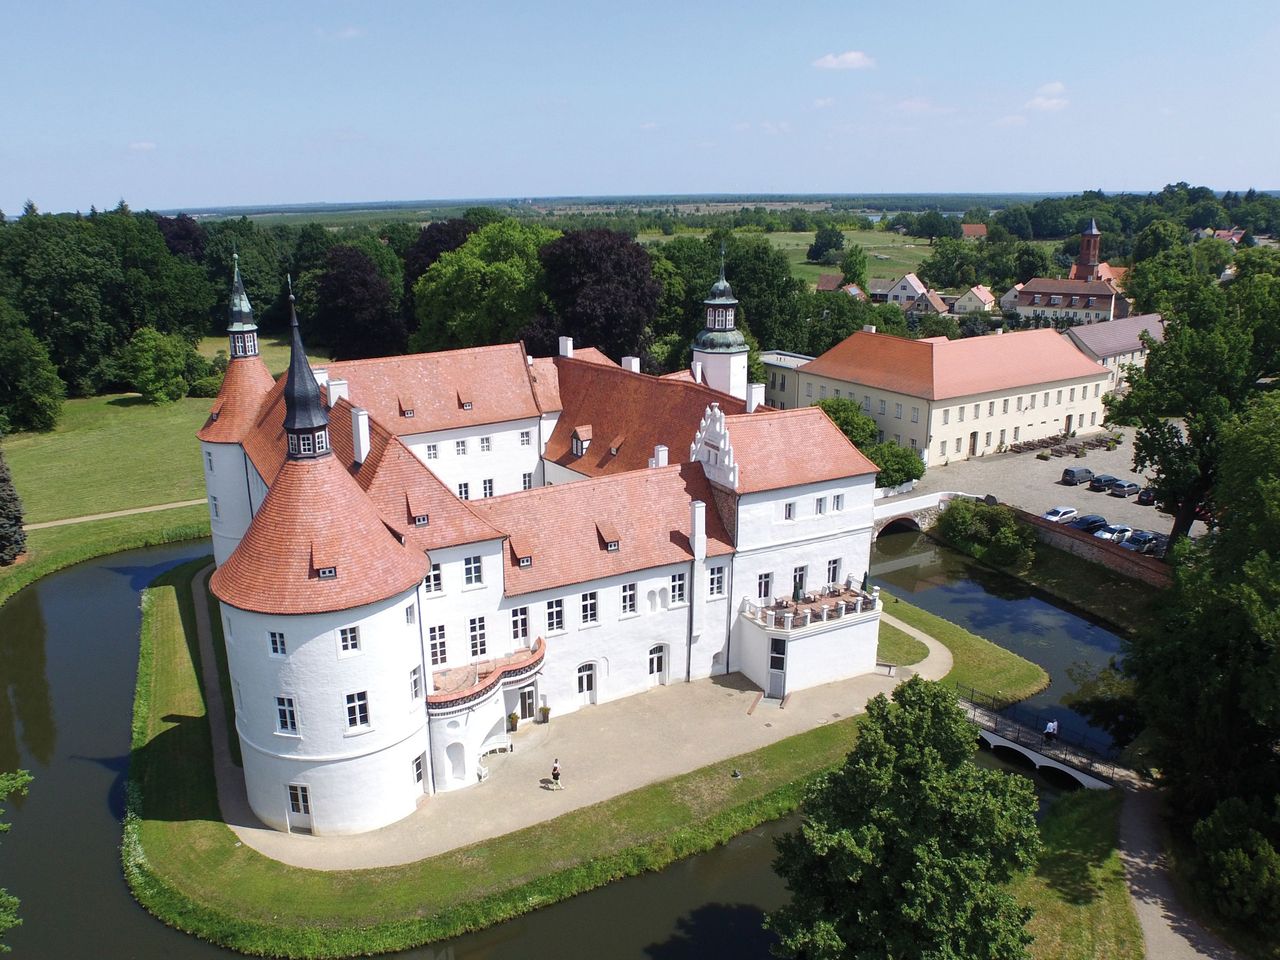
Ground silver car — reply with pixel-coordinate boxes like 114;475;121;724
1093;523;1133;543
1042;506;1078;523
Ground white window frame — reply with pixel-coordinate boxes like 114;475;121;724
429;625;447;665
581;591;598;625
815;497;827;515
269;631;286;656
469;616;487;657
621;582;637;615
409;665;424;700
482;478;494;498
547;598;564;633
455;439;468;456
511;606;529;641
709;565;725;596
425;443;438;460
457;482;470;500
827;558;841;585
480;436;492;452
276;695;298;734
671;572;687;604
339;626;360;653
522;472;533;491
424;563;442;593
345;691;370;729
464;555;482;586
520;430;532;447
833;494;844;511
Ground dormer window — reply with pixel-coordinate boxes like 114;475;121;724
606;540;619;552
413;515;429;527
1032;294;1041;305
398;395;417;418
518;556;532;568
299;433;314;455
596;520;620;552
317;567;337;580
572;425;592;458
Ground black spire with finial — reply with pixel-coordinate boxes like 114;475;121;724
226;252;260;358
282;277;330;459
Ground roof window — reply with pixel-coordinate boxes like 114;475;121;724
317;567;337;580
596;519;620;551
413;515;429;527
518;556;533;568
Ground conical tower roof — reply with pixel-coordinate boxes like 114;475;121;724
282;292;328;432
227;253;256;331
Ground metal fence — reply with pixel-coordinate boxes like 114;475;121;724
954;683;1117;782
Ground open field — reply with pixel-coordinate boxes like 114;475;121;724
197;333;329;377
3;394;212;523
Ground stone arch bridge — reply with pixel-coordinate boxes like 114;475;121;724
872;490;977;537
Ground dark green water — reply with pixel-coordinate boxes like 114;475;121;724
0;534;1091;958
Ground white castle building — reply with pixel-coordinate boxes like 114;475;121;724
201;258;884;835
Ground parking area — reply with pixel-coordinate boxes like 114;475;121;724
912;427;1205;539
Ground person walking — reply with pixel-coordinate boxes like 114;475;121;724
551;758;563;790
1043;719;1056;744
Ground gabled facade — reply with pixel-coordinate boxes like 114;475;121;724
200;267;883;837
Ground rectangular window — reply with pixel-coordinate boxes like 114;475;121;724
457;482;470;500
959;406;965;422
784;501;796;520
464;555;482;585
827;558;841;585
276;696;297;733
1069;387;1075;401
547;598;564;632
833;494;844;511
520;430;531;446
805;382;813;398
1014;426;1021;440
299;433;314;455
269;631;286;656
862;395;870;411
482;478;494;498
522;472;533;490
955;436;962;452
1029;394;1036;409
1094;383;1100;397
621;582;637;614
910;437;918;450
315;432;329;453
469;617;487;657
424;563;441;593
894;434;901;445
878;399;886;415
911;406;919;423
941;440;948;455
1044;392;1050;407
511;606;529;640
973;403;980;419
780;374;786;391
317;566;337;580
1056;390;1063;404
671;573;686;604
405;605;415;625
793;565;807;591
758;572;773;600
819;384;827;399
209;495;219;519
1017;396;1023;412
339;626;360;653
1002;399;1009;414
1091;412;1097;426
815;496;827;515
769;372;776;389
581;591;598;624
480;436;491;452
429;625;447;665
943;408;950;425
999;429;1006;445
894;402;902;419
988;401;995;417
409;666;423;700
455;439;467;456
288;784;310;815
205;449;214;473
345;691;369;728
709;565;725;596
985;431;992;447
425;443;438;460
413;754;425;784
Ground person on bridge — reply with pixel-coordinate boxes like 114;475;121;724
1043;719;1058;744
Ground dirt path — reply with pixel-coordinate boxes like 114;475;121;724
24;498;206;530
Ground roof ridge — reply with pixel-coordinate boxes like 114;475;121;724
327;342;521;370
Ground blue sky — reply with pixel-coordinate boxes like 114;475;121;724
3;0;1279;213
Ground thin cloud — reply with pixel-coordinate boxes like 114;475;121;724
1025;80;1068;111
128;141;157;152
639;121;659;131
813;97;836;109
993;114;1026;127
812;50;875;70
315;25;364;41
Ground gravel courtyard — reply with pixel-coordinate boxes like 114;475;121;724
909;427;1206;539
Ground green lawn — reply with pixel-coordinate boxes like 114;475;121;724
2;394;212;523
880;589;1049;706
197;334;328;377
1014;790;1143;960
877;620;929;666
0;506;210;608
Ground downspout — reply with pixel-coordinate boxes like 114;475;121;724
686;558;695;683
722;552;735;676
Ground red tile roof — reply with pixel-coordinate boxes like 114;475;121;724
324;344;542;436
799;329;1108;401
527;357;563;412
722;408;878;492
544;358;746;476
961;223;988;239
210;454;430;615
1020;277;1119;297
196;357;276;444
816;274;844;292
468;462;734;596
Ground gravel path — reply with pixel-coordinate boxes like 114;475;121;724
24;498;206;530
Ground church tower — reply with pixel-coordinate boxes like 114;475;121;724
691;254;748;400
1076;219;1101;281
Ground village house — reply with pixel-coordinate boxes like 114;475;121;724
960;223;988;240
200;259;884;836
764;326;1110;464
951;284;996;315
1063;312;1164;392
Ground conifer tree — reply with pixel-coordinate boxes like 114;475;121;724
0;447;26;565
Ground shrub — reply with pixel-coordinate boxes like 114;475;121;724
1036;450;1052;461
1192;797;1280;928
187;375;223;399
935;499;1035;570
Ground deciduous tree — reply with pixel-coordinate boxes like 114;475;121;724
121;327;193;403
0;769;33;950
806;226;845;262
815;397;877;449
866;441;926;488
314;246;403;360
402;219;477;329
0;298;64;432
838;244;867;291
767;677;1040;960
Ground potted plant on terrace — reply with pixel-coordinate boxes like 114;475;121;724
508;712;519;733
538;705;551;724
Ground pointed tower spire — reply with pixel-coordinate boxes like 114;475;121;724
226;253;261;359
282;278;330;460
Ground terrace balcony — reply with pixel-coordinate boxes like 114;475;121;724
428;637;545;713
740;583;880;635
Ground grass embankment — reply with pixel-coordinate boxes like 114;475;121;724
128;566;1065;957
877;619;928;666
880;588;1048;706
1015;789;1143;960
0;505;210;608
197;334;329;377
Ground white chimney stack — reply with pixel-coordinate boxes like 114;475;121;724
746;383;765;413
558;336;574;358
691;360;704;384
527;354;534;366
312;367;330;389
862;324;877;334
621;356;641;373
690;500;707;561
352;408;370;465
327;378;349;407
654;444;668;467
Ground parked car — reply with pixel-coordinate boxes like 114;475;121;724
1136;486;1157;506
1089;474;1120;492
1093;523;1134;543
1067;514;1108;533
1121;530;1159;554
1042;506;1079;523
1061;467;1095;486
1151;533;1170;558
1109;481;1140;498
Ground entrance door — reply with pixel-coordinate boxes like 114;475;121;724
768;637;786;699
287;783;312;832
519;685;536;720
969;431;978;456
648;645;667;686
577;663;597;705
1065;414;1073;434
